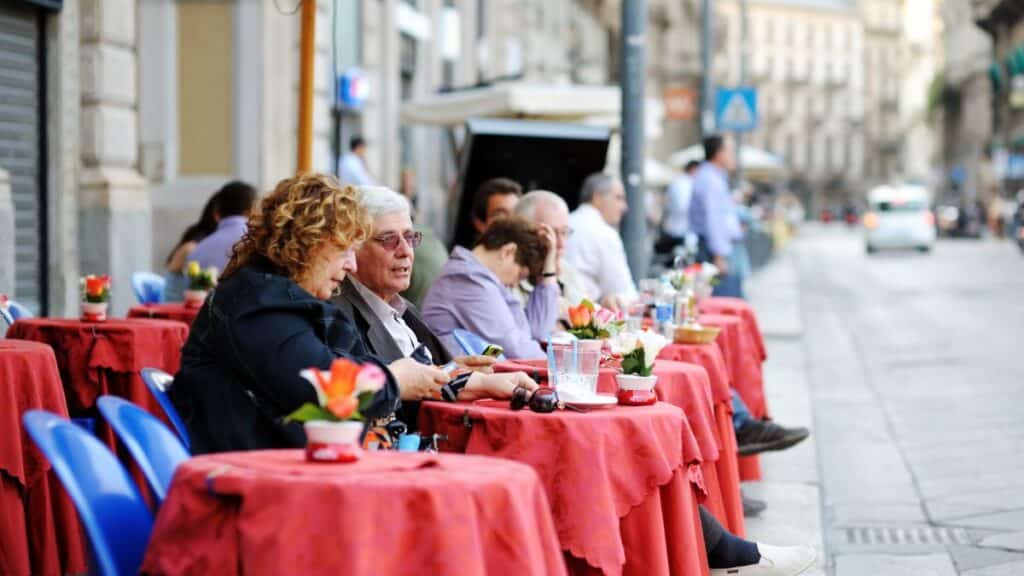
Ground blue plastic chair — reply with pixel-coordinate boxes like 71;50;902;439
140;368;190;451
97;396;189;505
1;299;32;328
130;272;165;304
452;328;507;360
22;410;154;576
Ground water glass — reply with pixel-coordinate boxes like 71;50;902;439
548;342;601;398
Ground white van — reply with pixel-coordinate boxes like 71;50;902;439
863;185;936;253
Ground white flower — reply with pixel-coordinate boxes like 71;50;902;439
700;262;719;280
635;330;670;369
609;331;640;356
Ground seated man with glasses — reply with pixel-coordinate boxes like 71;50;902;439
332;186;536;427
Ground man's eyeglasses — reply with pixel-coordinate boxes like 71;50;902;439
554;227;573;241
373;231;423;251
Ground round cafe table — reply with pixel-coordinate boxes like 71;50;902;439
141;450;567;576
419;400;709;576
6;318;189;451
700;297;767;363
127;302;200;327
698;313;766;421
497;358;743;536
0;340;87;576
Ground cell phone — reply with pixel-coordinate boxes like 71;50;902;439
481;344;504;358
439;361;458;375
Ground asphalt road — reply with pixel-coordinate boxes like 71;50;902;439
790;224;1024;574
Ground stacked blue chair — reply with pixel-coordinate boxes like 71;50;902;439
140;368;190;451
97;396;189;505
452;328;507;360
22;410;154;576
131;272;165;304
1;298;32;330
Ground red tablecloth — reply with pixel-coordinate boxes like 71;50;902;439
127;303;199;326
657;341;756;498
0;340;87;576
142;450;567;576
419;400;709;576
6;318;188;451
700;297;767;363
698;314;766;420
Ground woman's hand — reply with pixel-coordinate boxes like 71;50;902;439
453;355;497;374
459;371;539;401
389;358;448;401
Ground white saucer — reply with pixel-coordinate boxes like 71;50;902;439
557;390;618;408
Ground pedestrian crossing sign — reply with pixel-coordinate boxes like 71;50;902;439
715;87;758;132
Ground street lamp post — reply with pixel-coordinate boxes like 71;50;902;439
621;0;648;281
297;0;316;173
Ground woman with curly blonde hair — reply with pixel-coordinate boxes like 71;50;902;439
172;173;446;454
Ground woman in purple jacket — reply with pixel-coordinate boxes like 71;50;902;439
421;217;559;360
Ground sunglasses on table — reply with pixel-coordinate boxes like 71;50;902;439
510;386;587;413
372;231;423;251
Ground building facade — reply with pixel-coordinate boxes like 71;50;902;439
975;0;1024;196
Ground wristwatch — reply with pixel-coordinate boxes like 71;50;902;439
440;372;472;402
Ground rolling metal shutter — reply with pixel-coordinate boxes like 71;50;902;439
0;2;44;314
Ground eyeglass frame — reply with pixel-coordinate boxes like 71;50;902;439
371;230;423;251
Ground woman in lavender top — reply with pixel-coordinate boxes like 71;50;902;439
421;217;560;360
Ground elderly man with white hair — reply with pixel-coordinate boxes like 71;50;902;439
512;190;588;316
564;173;638;309
331;186;537;425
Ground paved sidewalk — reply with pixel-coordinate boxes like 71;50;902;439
744;251;827;576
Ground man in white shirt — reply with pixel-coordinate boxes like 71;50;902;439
339;136;376;186
657;160;701;255
564;173;638;308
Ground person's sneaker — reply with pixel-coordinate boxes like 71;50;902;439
743;495;767;518
710;544;816;576
735;420;809;456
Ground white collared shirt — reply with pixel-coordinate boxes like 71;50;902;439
350;278;421;357
565;203;638;302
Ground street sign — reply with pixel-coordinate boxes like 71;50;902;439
715;87;758;132
663;85;697;120
337;68;369;109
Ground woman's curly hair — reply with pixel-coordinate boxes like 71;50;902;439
222;173;370;282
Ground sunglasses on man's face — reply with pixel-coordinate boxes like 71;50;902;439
372;231;423;251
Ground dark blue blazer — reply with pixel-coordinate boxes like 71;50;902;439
172;257;400;454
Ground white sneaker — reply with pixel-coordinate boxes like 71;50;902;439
710;543;817;576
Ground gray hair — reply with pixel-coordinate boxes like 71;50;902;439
356;185;410;220
514;190;569;221
579;172;621;204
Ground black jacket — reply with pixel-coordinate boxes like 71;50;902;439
332;277;452;365
172;258;401;454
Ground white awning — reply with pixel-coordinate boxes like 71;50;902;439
400;82;621;126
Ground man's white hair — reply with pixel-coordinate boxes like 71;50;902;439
514;190;569;221
356;185;410;220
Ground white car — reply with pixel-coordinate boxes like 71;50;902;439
863;185;936;253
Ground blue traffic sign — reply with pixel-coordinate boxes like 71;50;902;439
715;87;758;132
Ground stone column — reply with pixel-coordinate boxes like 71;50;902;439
78;0;151;315
46;0;82;316
0;169;13;297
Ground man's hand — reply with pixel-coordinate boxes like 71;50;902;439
389;358;448;401
538;224;559;284
713;255;730;276
459;371;539;401
453;355;497;374
600;295;626;312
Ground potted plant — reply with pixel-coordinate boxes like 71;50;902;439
684;262;719;306
566;299;625;353
285;357;386;462
80;275;111;322
610;330;670;406
184;261;217;308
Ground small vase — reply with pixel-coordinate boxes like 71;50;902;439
615;373;658;406
303;420;364;463
80;301;108;323
183;289;207;308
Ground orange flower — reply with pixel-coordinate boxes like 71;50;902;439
326;395;358;419
568;304;592;328
323;358;361;400
85;275;109;298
